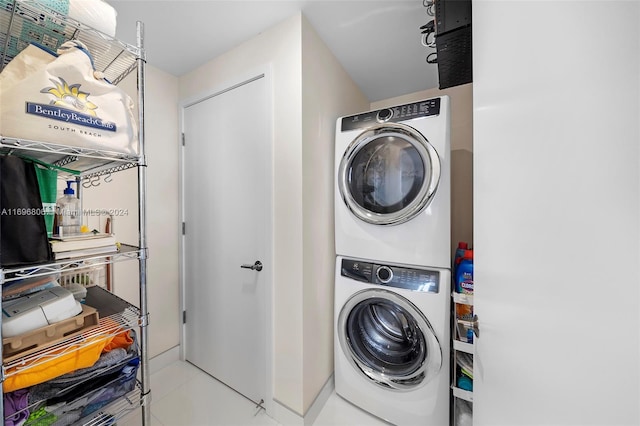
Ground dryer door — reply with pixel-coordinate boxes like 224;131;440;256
337;288;442;391
338;123;440;226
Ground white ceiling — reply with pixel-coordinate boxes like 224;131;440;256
109;0;439;102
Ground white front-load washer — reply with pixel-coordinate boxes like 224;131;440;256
335;97;450;269
334;256;450;426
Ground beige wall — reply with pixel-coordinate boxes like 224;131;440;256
82;65;181;358
300;16;369;414
371;84;474;252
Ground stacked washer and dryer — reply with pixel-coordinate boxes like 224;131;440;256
334;96;451;425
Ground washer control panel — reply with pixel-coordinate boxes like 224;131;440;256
341;258;440;293
341;97;441;132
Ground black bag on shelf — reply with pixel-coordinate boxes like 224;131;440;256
1;155;53;267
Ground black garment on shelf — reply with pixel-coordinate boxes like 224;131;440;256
0;155;53;267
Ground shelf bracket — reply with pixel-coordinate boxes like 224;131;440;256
139;247;149;260
138;313;150;328
140;389;152;404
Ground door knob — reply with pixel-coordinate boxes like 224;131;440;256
240;261;263;272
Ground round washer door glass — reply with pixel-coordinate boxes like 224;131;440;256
339;123;440;225
338;289;442;391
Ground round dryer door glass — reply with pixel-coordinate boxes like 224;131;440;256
339;123;440;225
338;289;442;391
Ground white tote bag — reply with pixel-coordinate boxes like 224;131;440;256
0;41;138;155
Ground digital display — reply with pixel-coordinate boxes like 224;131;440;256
341;258;440;293
341;98;441;132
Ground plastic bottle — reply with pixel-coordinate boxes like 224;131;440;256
455;249;474;295
455;249;474;321
466;327;474;344
457;375;473;391
453;241;468;275
55;181;81;237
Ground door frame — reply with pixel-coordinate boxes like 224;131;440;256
178;65;274;414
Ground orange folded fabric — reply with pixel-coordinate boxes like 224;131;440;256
3;334;114;393
102;330;133;353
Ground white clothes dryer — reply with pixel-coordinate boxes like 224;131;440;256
334;256;450;426
335;97;450;268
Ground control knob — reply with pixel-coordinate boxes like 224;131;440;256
376;108;393;122
376;265;393;283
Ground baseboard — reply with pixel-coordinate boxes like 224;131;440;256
304;374;334;426
271;400;304;426
269;375;335;426
149;345;180;375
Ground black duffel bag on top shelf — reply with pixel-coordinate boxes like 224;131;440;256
1;155;53;267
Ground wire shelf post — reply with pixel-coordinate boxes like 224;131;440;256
135;20;151;426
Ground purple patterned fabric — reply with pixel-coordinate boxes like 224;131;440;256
4;388;29;426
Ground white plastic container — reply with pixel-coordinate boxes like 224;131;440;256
62;282;88;301
55;181;81;237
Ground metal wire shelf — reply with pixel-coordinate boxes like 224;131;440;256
80;382;146;426
1;244;143;284
4;376;145;426
1;2;150;422
0;0;143;84
3;288;141;377
0;136;142;179
6;370;144;426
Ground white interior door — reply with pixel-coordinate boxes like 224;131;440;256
472;2;640;426
182;75;271;406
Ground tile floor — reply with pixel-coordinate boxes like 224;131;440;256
118;360;389;426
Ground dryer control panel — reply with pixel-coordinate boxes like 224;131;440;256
341;97;441;131
341;258;440;293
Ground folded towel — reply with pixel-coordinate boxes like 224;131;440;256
69;0;117;37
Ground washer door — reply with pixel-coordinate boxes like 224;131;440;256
338;123;440;225
337;289;442;391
